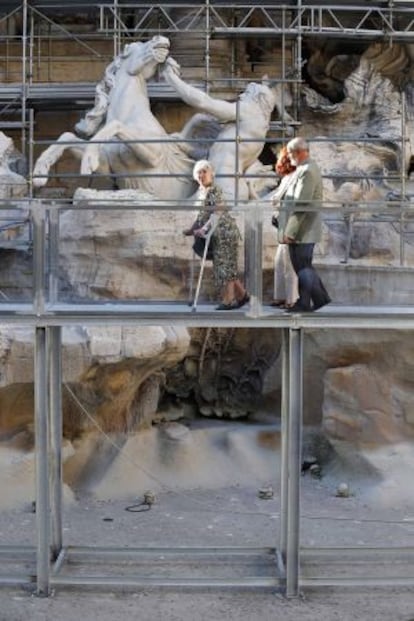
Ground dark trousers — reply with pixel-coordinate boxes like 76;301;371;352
288;243;330;311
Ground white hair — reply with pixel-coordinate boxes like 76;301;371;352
192;159;215;181
287;137;309;152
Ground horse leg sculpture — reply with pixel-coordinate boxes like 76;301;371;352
33;132;86;188
80;120;165;175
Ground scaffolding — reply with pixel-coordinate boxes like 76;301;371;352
0;0;413;598
0;1;410;253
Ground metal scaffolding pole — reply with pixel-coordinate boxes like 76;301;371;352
400;90;407;267
21;0;28;159
285;327;303;598
279;328;290;562
34;326;51;596
32;201;46;316
205;0;210;91
48;325;63;560
245;202;263;317
48;206;60;304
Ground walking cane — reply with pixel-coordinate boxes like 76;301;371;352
188;250;196;306
191;229;213;313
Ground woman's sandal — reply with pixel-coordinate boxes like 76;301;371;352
270;300;286;307
216;294;250;311
237;293;250;309
216;300;238;311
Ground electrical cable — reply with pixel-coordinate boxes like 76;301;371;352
63;382;284;518
63;383;414;527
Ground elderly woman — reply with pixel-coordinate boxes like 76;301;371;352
184;159;249;310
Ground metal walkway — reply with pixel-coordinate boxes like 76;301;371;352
29;319;414;596
2;301;414;329
1;294;414;596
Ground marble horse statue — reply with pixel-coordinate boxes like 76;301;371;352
162;57;294;201
33;36;219;200
33;35;294;201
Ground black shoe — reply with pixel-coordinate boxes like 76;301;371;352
237;293;250;309
284;302;311;313
313;297;332;311
216;300;238;311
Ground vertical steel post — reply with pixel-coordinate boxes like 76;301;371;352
400;91;407;267
286;328;303;598
34;327;50;596
21;0;28;159
28;2;34;86
245;202;263;317
235;98;240;206
294;0;303;126
113;0;119;58
48;326;63;560
48;206;60;305
279;328;290;560
281;7;288;143
244;204;263;317
28;107;35;199
32;201;46;316
205;0;210;92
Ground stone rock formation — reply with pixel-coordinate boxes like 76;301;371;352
0;131;27;199
58;192;201;300
0;325;190;444
1;33;414;505
161;328;280;420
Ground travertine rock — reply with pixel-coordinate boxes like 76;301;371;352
1;38;414;464
301;329;414;446
0;132;27;199
0;325;190;442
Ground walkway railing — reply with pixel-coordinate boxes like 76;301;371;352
0;196;413;321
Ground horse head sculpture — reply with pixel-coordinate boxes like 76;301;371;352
33;35;218;200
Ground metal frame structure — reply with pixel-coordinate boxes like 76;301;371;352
0;1;410;257
0;0;413;598
0;199;414;596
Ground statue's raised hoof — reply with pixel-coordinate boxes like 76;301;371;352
32;176;48;188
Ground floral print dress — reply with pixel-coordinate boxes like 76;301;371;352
195;184;241;292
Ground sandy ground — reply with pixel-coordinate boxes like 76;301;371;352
1;423;414;620
1;471;414;621
2;586;414;621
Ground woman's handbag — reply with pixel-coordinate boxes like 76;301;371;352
193;235;214;260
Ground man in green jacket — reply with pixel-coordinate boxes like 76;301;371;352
281;137;331;312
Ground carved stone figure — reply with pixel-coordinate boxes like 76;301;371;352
162;57;293;201
0;131;27;198
252;43;412;212
33;36;219;200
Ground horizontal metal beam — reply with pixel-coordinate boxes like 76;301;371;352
0;576;35;586
0;546;36;589
51;575;282;588
0;545;36;559
302;546;414;558
1;302;414;329
211;27;414;41
0;82;203;105
66;545;277;560
301;576;414;588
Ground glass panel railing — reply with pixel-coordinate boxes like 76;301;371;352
0;201;33;305
0;197;414;313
